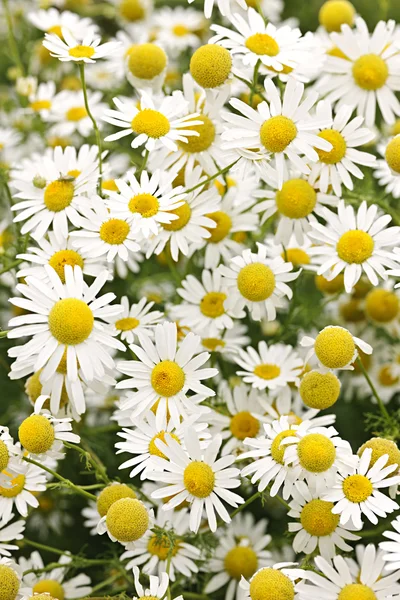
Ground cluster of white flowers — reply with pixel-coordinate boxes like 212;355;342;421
2;0;400;599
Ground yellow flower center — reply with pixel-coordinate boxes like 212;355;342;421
147;533;181;559
282;248;310;266
260;116;297;153
28;596;57;600
30;99;52;112
177;114;216;153
18;414;55;455
315;273;344;294
102;179;119;192
129;193;160;218
340;299;365;323
173;24;189;36
338;584;376;600
149;431;180;458
163;202;192;231
230;411;260;440
0;564;20;600
314;326;355;369
352;54;388;91
127;44;167;79
385;135;400;173
66;106;88;121
245;33;279;56
392;120;400;136
300;498;340;536
337;230;374;264
183;461;215;497
33;581;64;600
48;24;63;37
115;317;140;331
0;473;26;498
254;363;281;380
358;437;400;471
270;430;295;465
327;46;349;59
365;289;399;323
202;337;225;351
99;218;130;245
224;546;258;580
131;109;170;138
97;483;136;517
120;0;145;21
44;180;75;212
237;263;276;302
206;211;232;243
200;292;227;318
68;45;95;59
48;249;84;283
298;433;336;473
0;440;9;472
275;179;317;219
343;474;373;503
151;360;185;397
378;365;399;387
319;0;355;32
316;129;347;164
106;498;149;542
299;370;341;410
249;568;295;600
190;45;232;89
48;298;94;345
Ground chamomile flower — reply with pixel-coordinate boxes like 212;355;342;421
205;513;272;600
131;567;183;600
27;81;56;118
153;8;203;56
103;92;201;152
111;296;163;344
263;234;313;268
189;0;246;19
380;515;400;571
28;8;98;40
0;461;47;522
148;429;244;532
43;29;121;63
300;326;372;372
199;323;250;359
49;90;106;137
97;497;152;547
0;515;25;558
221;243;300;321
374;134;400;198
112;0;153;24
239;564;306;600
308;200;400;293
0;428;20;488
116;322;218;427
0;558;22;600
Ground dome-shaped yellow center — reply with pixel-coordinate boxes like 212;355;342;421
131;110;170;139
97;483;137;517
282;248;310;266
173;24;189;36
338;584;376;600
245;33;279;56
343;474;373;503
206;211;232;243
260;116;297;153
151;360;185;397
254;363;281;380
316;129;347;164
129;193;160;217
270;430;295;465
120;0;145;21
385;136;400;173
0;564;20;600
99;219;130;245
249;568;295;600
352;54;388;91
237;263;276;302
69;45;95;59
300;498;339;536
339;299;365;323
337;230;374;264
319;0;355;32
184;461;215;497
230;411;260;440
365;288;399;323
163;202;192;231
224;546;258;580
115;317;140;331
177;115;216;153
202;337;225;351
200;292;226;318
106;498;149;542
298;433;336;473
128;44;167;79
147;533;180;559
48;298;94;345
190;45;232;89
299;370;341;410
358;437;400;471
378;365;399;387
102;179;119;192
0;474;26;498
66;107;88;121
314;326;355;369
19;414;55;454
44;180;75;212
48;249;84;283
33;581;64;600
0;440;9;472
149;431;180;458
315;273;344;294
30;100;52;112
275;179;317;219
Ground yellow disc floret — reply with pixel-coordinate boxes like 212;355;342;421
245;34;279;56
28;596;57;600
177;115;216;153
230;411;260;440
254;364;281;380
147;533;180;559
127;44;167;80
66;107;87;121
260;116;297;153
99;219;130;245
200;292;226;318
249;568;295;600
131;109;170;139
270;430;295;464
299;370;341;410
237;263;276;302
365;288;399;323
106;498;149;542
343;474;373;503
314;326;355;369
119;0;145;21
358;438;400;471
49;298;94;345
338;584;376;600
283;248;310;266
149;431;180;458
297;433;336;473
97;483;137;517
48;249;84;282
0;440;9;472
0;564;20;600
44;180;74;212
319;0;355;32
151;360;185;397
202;337;225;351
300;499;339;536
337;230;374;264
30;100;52;112
163;202;192;231
352;54;388;91
378;365;399;387
275;179;317;219
129;192;160;216
19;414;55;454
0;474;25;498
69;45;95;59
190;45;232;89
33;581;64;600
339;299;365;323
115;317;140;331
183;461;215;497
385;135;400;173
224;546;258;580
206;211;232;243
315;273;344;294
316;129;347;164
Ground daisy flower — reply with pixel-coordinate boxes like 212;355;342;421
322;448;400;530
374;134;400;198
222;78;332;187
49;89;106;137
189;0;246;19
0;558;22;600
308;200;400;293
221;243;300;321
131;567;183;600
116;322;218;427
0;515;25;558
103;91;201;152
380;515;400;571
205;513;272;600
199;323;250;359
43;28;121;63
0;461;47;522
239;564;306;600
148;428;244;532
263;234;313;268
111;296;163;344
153;8;203;56
97;496;152;547
300;325;373;372
309;102;376;196
27;81;56;118
8;265;124;413
112;0;153;24
316;17;400;126
28;7;98;40
121;508;201;581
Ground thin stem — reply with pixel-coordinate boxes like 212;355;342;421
184;160;240;195
0;331;9;338
1;0;24;75
89;573;122;594
0;259;23;275
356;357;390;420
137;149;149;178
249;60;261;104
165;253;181;285
23;538;68;556
226;491;261;522
64;439;110;484
78;62;103;194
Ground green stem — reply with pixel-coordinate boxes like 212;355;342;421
0;331;9;338
137;149;149;178
89;573;122;594
64;440;110;484
183;594;209;600
226;491;261;522
356;357;390;420
1;0;24;75
0;259;23;275
78;62;103;194
184;160;240;195
249;60;261;104
165;253;181;285
23;538;68;556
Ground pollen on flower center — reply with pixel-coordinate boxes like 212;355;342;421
147;532;180;559
128;44;167;80
44;180;75;212
99;219;130;245
0;440;9;472
173;24;189;36
300;370;341;410
237;263;276;302
19;414;55;454
245;33;280;56
0;564;20;600
254;363;281;380
314;326;355;369
0;473;25;498
230;411;260;440
66;106;88;121
316;129;347;164
33;580;64;600
365;289;399;323
298;433;336;473
131;109;171;138
106;497;149;542
96;483;136;517
68;45;95;59
151;360;185;397
115;317;140;331
200;291;227;318
319;0;355;32
129;193;160;217
48;298;94;345
343;474;373;503
275;179;317;219
352;54;388;90
30;99;52;111
338;584;376;600
337;230;374;264
206;211;232;243
283;248;310;266
183;461;215;497
385;135;400;173
202;337;225;351
224;546;258;580
358;437;400;471
300;498;339;536
270;430;295;465
190;45;232;89
163;201;192;231
49;249;84;282
260;116;297;153
119;0;145;21
178;114;216;153
149;431;180;458
249;567;295;600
